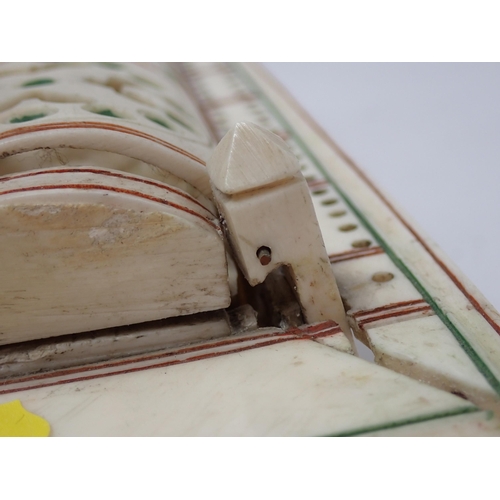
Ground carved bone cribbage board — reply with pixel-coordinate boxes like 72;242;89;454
0;62;499;436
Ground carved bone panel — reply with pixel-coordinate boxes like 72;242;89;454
0;167;230;344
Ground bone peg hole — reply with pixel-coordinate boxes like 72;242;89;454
257;246;272;266
329;210;346;218
339;223;357;232
321;198;338;206
352;239;372;248
372;272;394;283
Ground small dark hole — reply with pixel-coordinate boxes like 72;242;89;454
372;272;394;283
329;210;346;218
352;239;372;248
256;246;272;266
312;189;327;196
339;223;357;232
321;199;338;206
451;390;468;400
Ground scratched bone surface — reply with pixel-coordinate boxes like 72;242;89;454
1;63;500;436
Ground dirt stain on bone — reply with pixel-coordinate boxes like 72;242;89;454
1;204;183;264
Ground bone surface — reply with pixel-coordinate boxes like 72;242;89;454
207;122;351;338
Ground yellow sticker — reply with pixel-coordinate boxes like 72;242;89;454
0;400;50;437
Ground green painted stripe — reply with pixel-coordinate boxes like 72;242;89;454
10;113;46;123
92;109;122;118
22;78;54;87
231;63;500;395
325;406;483;437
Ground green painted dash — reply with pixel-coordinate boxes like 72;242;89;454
22;78;54;87
10;113;46;123
92;109;122;118
147;116;172;129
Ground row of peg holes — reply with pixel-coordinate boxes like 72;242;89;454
197;70;397;286
188;69;386;283
309;179;394;283
309;186;373;249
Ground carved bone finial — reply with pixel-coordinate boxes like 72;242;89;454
207;122;352;339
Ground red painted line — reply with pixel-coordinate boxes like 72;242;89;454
0;121;206;166
253;64;500;336
0;331;293;387
0;336;304;396
0;322;340;396
0;321;338;389
289;320;338;337
329;246;385;263
308;328;343;340
0;167;216;217
352;299;428;319
307;179;329;189
358;305;433;327
0;184;220;232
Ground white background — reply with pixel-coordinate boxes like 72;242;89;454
264;63;500;312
